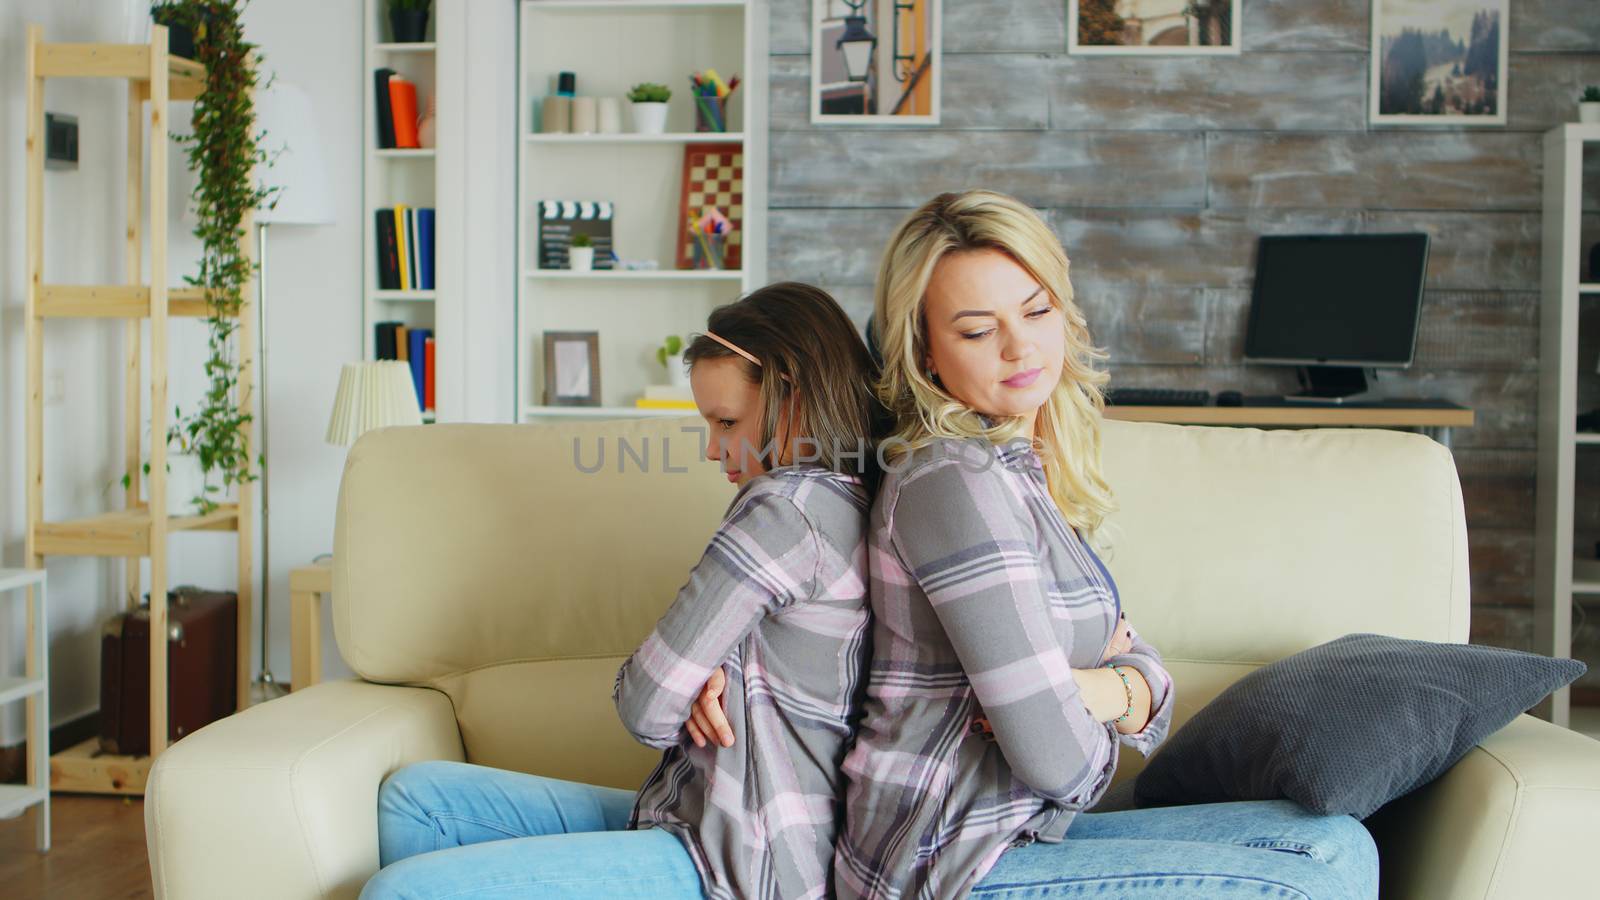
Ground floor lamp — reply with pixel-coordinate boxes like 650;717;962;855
249;81;333;704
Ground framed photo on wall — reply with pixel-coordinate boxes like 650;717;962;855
1068;0;1241;55
811;0;941;125
542;331;601;407
1370;0;1508;125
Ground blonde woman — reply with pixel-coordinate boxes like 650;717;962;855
835;190;1379;899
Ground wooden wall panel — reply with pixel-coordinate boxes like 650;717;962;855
762;0;1600;685
1047;53;1368;132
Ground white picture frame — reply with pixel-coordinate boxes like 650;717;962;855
810;0;941;125
1067;0;1242;56
1369;0;1509;126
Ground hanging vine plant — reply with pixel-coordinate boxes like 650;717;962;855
133;0;278;514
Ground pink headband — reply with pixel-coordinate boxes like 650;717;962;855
704;329;761;367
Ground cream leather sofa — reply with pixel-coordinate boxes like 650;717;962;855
145;416;1600;899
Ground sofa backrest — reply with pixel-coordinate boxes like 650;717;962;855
333;417;1469;788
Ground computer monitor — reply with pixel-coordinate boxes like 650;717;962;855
1243;233;1430;402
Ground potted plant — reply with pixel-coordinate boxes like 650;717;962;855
657;335;689;387
133;0;272;515
569;233;595;272
1581;86;1600;124
628;82;671;134
388;0;431;43
149;2;198;59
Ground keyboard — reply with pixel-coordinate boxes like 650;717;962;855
1104;387;1213;407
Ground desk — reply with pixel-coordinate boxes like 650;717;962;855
1102;403;1474;448
289;560;332;692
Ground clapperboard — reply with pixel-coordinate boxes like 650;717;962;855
538;200;615;269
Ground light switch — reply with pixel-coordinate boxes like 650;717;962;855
45;112;77;170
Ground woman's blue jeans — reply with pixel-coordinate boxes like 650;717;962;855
359;761;1378;899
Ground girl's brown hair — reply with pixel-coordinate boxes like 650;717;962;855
683;282;883;486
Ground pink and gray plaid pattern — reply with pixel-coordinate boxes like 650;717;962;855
835;438;1175;900
614;466;872;900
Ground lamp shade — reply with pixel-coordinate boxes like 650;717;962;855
325;361;423;446
255;80;335;225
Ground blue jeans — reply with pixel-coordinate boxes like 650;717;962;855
360;761;704;900
975;799;1378;898
361;761;1377;899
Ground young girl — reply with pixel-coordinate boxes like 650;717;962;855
361;282;881;900
835;190;1379;899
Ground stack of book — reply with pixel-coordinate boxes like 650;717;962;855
375;206;435;291
373;322;435;413
374;68;420;149
634;384;696;410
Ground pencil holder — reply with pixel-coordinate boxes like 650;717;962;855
694;95;728;133
692;233;726;269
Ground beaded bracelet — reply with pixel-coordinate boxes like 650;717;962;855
1106;662;1133;724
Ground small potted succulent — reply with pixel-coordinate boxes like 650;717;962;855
568;233;594;272
628;82;672;134
388;0;431;43
1581;86;1600;124
657;335;689;387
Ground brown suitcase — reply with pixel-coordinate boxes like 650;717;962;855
100;586;238;756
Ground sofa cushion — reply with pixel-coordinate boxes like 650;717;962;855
1133;633;1586;819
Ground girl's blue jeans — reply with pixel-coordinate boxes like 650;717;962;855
359;761;1378;899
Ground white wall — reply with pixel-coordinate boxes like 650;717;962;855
0;0;367;747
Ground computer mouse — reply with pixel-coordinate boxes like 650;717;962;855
1216;390;1244;407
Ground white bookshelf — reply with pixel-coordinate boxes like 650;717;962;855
0;568;49;850
516;0;767;420
363;0;444;422
1534;122;1600;729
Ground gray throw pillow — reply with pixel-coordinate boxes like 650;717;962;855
1133;633;1587;820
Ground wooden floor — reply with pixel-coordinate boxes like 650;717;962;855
0;794;151;898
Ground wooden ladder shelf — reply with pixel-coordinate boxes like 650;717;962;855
24;24;256;796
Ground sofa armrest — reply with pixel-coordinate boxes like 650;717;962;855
145;679;465;900
1365;713;1600;899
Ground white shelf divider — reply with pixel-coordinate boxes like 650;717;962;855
524;405;696;419
524;132;744;144
1533;122;1600;729
524;268;743;281
0;566;48;848
526;1;748;12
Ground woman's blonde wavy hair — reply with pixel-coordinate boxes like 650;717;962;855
874;189;1120;551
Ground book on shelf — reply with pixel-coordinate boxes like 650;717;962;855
408;328;432;410
376;206;436;291
407;207;420;287
373;322;435;413
374;67;397;149
394;206;410;290
376;210;400;289
636;384;695;409
417;208;435;289
375;320;400;360
424;336;436;411
389;75;420;149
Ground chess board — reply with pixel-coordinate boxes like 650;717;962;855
677;143;744;271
